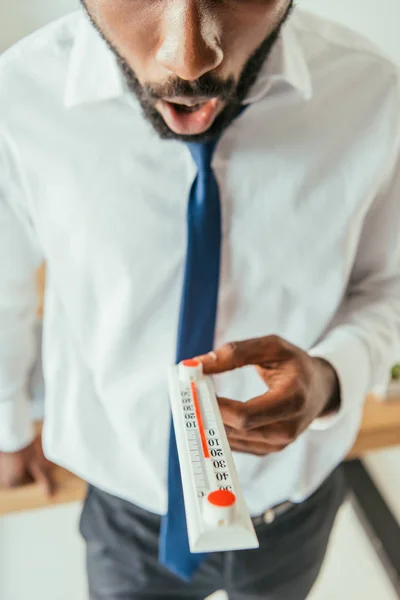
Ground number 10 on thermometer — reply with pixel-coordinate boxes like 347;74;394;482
168;359;259;553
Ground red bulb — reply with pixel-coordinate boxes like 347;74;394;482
182;359;200;367
207;490;236;507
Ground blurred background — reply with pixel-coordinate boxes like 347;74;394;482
0;1;400;599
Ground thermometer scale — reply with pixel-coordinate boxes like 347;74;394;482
168;359;259;553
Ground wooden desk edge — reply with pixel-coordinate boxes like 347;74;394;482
1;395;400;517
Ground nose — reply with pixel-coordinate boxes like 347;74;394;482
155;0;223;81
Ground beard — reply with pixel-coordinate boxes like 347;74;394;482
81;1;293;143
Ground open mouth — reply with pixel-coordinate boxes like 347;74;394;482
171;102;207;114
156;97;222;136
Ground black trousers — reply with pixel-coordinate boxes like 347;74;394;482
80;467;346;600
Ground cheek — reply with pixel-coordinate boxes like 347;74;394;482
217;6;280;76
219;0;290;77
86;0;285;83
90;1;163;79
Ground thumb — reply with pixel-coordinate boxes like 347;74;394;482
196;337;283;375
196;342;252;375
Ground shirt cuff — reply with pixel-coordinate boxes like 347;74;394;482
0;391;35;452
307;328;371;431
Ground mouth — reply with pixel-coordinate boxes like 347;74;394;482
155;97;223;136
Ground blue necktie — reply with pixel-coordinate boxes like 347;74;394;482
159;139;220;581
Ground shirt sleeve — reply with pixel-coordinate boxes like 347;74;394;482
308;137;400;430
0;134;43;452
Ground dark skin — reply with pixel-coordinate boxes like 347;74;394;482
83;0;293;137
196;336;340;456
0;0;339;489
0;436;54;495
86;0;290;86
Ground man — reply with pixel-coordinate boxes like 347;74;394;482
0;0;400;598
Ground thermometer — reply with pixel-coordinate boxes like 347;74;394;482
168;359;259;553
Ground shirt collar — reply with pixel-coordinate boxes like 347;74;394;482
64;10;312;109
244;18;313;104
64;13;125;108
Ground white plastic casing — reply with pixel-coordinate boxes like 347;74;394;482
203;493;235;526
168;360;259;553
178;360;203;382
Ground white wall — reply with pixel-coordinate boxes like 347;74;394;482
302;0;400;64
0;503;87;600
0;0;78;52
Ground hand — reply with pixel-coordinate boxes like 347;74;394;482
196;335;340;456
0;435;55;496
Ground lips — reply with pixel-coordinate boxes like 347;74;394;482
156;97;222;136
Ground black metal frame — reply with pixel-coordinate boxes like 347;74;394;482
344;460;400;596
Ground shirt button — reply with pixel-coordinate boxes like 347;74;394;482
263;508;275;524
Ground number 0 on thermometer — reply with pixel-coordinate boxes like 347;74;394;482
168;359;259;553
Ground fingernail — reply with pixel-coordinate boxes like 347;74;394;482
194;352;217;363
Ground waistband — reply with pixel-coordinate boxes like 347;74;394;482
252;500;295;526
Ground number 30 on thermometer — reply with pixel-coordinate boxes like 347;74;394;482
168;359;259;553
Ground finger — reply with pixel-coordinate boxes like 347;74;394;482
227;436;285;456
29;461;55;497
245;389;305;429
218;389;302;431
0;471;33;488
196;335;291;375
225;421;297;446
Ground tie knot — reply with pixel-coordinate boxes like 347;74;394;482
187;139;218;172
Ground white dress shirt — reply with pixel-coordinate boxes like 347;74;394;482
1;7;400;516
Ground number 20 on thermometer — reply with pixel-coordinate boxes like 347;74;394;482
168;359;259;553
